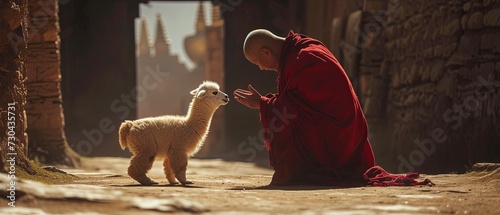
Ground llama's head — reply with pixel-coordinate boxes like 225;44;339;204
190;81;229;107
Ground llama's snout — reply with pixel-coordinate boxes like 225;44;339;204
222;94;230;104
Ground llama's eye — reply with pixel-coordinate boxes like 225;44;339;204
212;91;218;95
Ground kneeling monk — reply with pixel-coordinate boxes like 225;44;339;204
234;29;375;186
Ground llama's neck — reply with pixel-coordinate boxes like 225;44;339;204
185;99;218;154
186;98;217;133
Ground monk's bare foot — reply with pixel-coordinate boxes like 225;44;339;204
169;181;179;185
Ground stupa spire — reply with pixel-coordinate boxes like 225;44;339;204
138;16;151;57
154;13;171;55
211;4;223;27
195;1;206;32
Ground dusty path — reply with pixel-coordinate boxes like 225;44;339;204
1;157;499;214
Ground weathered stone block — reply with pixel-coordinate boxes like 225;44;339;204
45;28;59;41
422;28;431;41
443;42;458;57
424;93;436;106
484;8;500;26
27;43;59;64
411;64;420;81
363;0;387;12
26;82;60;98
28;21;57;41
424;47;434;59
27;109;64;129
401;35;411;48
463;2;471;12
457;35;480;57
434;45;443;57
468;12;485;29
457;67;474;80
448;0;464;7
432;25;441;40
385;41;395;56
25;129;65;147
442;18;462;36
479;62;495;77
384;26;396;39
480;33;495;50
399;66;409;84
483;0;493;7
461;15;468;30
473;2;485;10
360;52;383;66
411;32;420;44
436;72;457;97
422;64;433;81
29;0;57;14
26;62;60;83
391;71;400;88
432;10;442;24
411;14;425;30
431;60;444;81
494;33;500;53
402;20;411;34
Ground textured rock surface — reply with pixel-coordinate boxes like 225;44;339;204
0;0;31;172
332;0;500;173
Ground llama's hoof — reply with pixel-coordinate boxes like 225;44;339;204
181;181;193;185
140;180;159;186
169;181;179;185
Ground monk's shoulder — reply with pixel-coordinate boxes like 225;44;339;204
282;42;337;78
296;44;336;64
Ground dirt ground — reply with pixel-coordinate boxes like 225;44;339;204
1;157;499;215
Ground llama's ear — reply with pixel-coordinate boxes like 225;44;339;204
190;89;198;96
196;89;206;98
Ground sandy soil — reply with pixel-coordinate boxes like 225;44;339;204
1;157;499;214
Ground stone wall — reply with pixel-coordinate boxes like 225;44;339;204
0;0;32;172
337;0;500;173
25;0;78;165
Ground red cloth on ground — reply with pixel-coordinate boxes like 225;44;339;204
259;31;375;185
363;166;434;186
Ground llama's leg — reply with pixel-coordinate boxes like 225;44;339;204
128;154;158;185
163;157;178;184
169;150;192;185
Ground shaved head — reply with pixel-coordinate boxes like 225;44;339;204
243;29;285;71
244;29;280;56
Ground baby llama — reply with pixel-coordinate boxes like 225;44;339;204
118;81;229;185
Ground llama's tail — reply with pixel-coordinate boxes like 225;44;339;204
119;120;133;150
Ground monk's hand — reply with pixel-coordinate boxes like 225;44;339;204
233;84;262;109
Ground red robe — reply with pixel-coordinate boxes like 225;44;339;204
260;31;375;185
